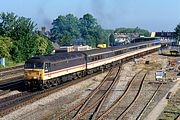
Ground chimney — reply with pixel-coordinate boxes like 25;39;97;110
41;27;46;32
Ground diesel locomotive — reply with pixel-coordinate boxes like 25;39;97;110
24;40;161;89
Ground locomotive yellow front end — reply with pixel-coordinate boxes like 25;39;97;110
24;69;44;80
24;61;45;89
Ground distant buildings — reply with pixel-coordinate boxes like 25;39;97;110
151;32;176;41
114;33;140;45
56;45;92;53
36;27;52;39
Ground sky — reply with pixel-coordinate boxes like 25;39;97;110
0;0;179;32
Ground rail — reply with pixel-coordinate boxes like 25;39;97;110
97;70;147;120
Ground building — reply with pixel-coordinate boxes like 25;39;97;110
55;45;92;53
151;32;176;41
114;33;140;45
152;32;180;55
73;45;92;51
36;27;52;39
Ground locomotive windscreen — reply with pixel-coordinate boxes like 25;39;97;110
25;62;44;69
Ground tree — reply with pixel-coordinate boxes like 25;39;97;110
51;14;80;46
0;12;54;63
114;27;150;37
79;13;106;47
0;36;12;58
0;12;17;37
50;13;107;47
0;12;40;62
46;39;54;54
175;23;180;41
10;17;37;62
36;35;49;55
109;33;115;46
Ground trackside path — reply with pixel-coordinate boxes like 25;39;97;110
145;80;180;120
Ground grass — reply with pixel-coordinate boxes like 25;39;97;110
159;89;180;120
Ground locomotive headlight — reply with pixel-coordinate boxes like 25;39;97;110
39;73;41;76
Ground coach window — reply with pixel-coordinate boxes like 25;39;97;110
93;56;95;61
87;57;91;62
100;55;102;59
94;56;97;61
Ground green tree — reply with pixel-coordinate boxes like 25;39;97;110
51;14;80;46
79;13;106;47
0;36;12;58
50;13;110;47
36;35;48;55
109;33;115;46
0;12;38;62
35;35;54;55
175;23;180;41
114;27;150;37
46;39;54;54
0;12;17;37
11;17;37;62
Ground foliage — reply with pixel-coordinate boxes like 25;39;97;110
114;27;150;37
51;14;80;46
36;35;49;55
175;23;180;39
0;12;17;37
0;12;53;63
10;17;37;62
79;14;107;47
51;13;108;47
46;39;54;54
0;36;12;58
109;34;115;46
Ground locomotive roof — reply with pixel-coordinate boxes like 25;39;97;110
26;52;85;63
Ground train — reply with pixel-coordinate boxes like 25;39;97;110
24;40;162;89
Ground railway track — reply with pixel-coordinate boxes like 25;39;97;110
0;65;23;73
0;68;23;78
58;65;121;120
136;83;163;120
0;64;24;89
0;90;10;96
0;77;24;90
96;70;147;120
0;68;111;117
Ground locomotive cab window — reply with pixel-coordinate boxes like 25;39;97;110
25;62;44;69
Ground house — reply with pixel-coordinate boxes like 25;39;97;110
114;33;140;45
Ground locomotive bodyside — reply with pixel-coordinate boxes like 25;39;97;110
24;52;86;89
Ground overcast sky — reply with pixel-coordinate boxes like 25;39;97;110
0;0;179;31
